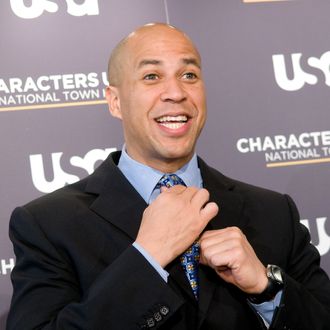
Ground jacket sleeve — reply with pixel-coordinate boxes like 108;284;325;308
7;206;184;330
270;195;330;330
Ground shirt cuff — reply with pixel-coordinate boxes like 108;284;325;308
249;290;283;328
133;242;169;282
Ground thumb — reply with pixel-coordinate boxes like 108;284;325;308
160;186;169;193
200;202;219;224
199;249;208;266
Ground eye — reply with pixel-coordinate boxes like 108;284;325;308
143;73;159;81
183;72;198;80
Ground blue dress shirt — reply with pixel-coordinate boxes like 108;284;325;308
117;147;281;327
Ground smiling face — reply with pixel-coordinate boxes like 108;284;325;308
106;24;207;172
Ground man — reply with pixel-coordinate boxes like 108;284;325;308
7;23;330;330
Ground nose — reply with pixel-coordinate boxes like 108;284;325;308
160;78;187;103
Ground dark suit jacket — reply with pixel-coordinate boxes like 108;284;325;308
7;151;330;330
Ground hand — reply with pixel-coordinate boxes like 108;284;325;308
199;227;268;294
135;185;219;267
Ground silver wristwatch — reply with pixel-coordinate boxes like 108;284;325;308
248;264;284;304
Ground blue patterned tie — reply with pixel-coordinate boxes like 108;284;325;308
156;174;200;300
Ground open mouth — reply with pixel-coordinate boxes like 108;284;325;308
155;115;188;129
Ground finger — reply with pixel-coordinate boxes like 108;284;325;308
173;186;200;199
201;248;233;269
199;245;232;268
160;186;169;193
200;229;223;241
200;229;245;253
199;251;208;265
200;231;226;248
201;238;239;258
200;202;219;224
201;227;242;240
163;184;186;194
190;188;210;207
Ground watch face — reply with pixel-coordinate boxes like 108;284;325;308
248;265;283;304
248;265;284;304
268;264;283;283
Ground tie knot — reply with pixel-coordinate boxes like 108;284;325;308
156;174;186;189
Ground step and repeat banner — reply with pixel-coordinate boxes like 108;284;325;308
1;0;329;327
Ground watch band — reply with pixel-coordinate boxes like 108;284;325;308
248;264;284;304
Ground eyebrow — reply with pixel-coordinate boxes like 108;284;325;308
138;59;162;68
182;58;201;68
137;57;201;69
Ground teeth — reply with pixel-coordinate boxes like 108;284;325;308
159;122;186;129
157;115;188;123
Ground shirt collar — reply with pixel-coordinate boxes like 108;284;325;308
118;146;202;204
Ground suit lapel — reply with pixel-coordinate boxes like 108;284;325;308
197;158;246;326
85;151;147;240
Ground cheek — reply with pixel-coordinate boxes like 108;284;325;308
125;93;157;123
118;90;139;119
120;98;149;134
189;85;206;107
195;97;207;122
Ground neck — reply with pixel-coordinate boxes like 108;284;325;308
124;150;193;173
148;159;189;173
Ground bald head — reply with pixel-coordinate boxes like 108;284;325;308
107;23;200;86
105;22;206;172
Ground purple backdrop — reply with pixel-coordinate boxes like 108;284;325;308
1;0;329;327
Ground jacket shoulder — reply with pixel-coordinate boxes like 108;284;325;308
199;157;287;201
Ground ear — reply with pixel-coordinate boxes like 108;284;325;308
105;85;122;120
